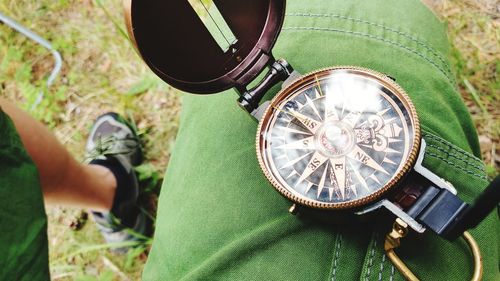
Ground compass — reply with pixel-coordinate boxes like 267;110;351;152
126;0;499;242
258;67;419;210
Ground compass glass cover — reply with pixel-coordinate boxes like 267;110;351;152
258;68;419;209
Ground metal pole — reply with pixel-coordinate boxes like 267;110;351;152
0;11;62;109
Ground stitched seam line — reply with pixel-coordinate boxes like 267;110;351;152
286;12;453;77
426;143;485;172
282;27;454;86
378;254;386;281
365;236;377;281
389;265;395;281
422;131;483;164
330;233;343;281
426;151;488;181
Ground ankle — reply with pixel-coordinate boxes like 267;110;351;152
87;164;117;211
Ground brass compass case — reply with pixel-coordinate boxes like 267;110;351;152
256;67;421;211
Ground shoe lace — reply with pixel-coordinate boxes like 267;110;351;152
86;133;140;161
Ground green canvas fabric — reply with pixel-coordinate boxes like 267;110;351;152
0;108;50;280
143;0;499;280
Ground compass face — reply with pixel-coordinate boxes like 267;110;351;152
257;67;420;209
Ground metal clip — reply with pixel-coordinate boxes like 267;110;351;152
384;219;483;281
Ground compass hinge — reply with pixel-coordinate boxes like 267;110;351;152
238;59;294;113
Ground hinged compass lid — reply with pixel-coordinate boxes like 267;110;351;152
125;0;286;94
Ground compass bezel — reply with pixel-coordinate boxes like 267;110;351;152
256;66;421;210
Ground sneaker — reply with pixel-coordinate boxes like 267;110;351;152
86;112;148;252
86;112;143;166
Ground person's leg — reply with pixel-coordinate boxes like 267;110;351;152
0;97;115;211
142;0;498;280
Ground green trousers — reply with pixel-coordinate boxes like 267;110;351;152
0;0;498;280
143;0;499;280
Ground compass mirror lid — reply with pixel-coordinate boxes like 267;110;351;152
127;0;286;94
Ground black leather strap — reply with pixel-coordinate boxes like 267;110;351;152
393;173;500;241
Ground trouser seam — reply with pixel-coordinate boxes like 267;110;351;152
377;254;386;281
422;131;484;165
424;151;488;181
421;131;488;182
389;264;396;281
282;26;455;86
426;142;485;171
364;233;378;281
328;233;343;281
286;12;453;79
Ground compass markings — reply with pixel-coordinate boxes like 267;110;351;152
348;146;389;175
349;161;367;193
276;136;315;150
328;188;335;201
304;181;314;193
388;138;402;143
296;152;328;186
384;117;398;125
281;112;293;121
383;157;397;165
275;154;287;159
317;163;329;198
323;86;340;121
286;170;298;180
384;147;401;154
330;157;346;199
314;88;322;99
286;109;321;134
369;174;382;185
279;152;313;170
359;144;373;149
305;95;323;121
280;126;312;136
342;110;363;128
378;107;391;116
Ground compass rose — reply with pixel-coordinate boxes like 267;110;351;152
259;69;415;206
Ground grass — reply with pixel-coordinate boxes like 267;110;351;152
423;0;499;176
0;0;498;280
0;0;178;280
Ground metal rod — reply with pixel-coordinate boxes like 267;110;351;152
0;11;62;109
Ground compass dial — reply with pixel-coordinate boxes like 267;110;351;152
257;67;420;209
